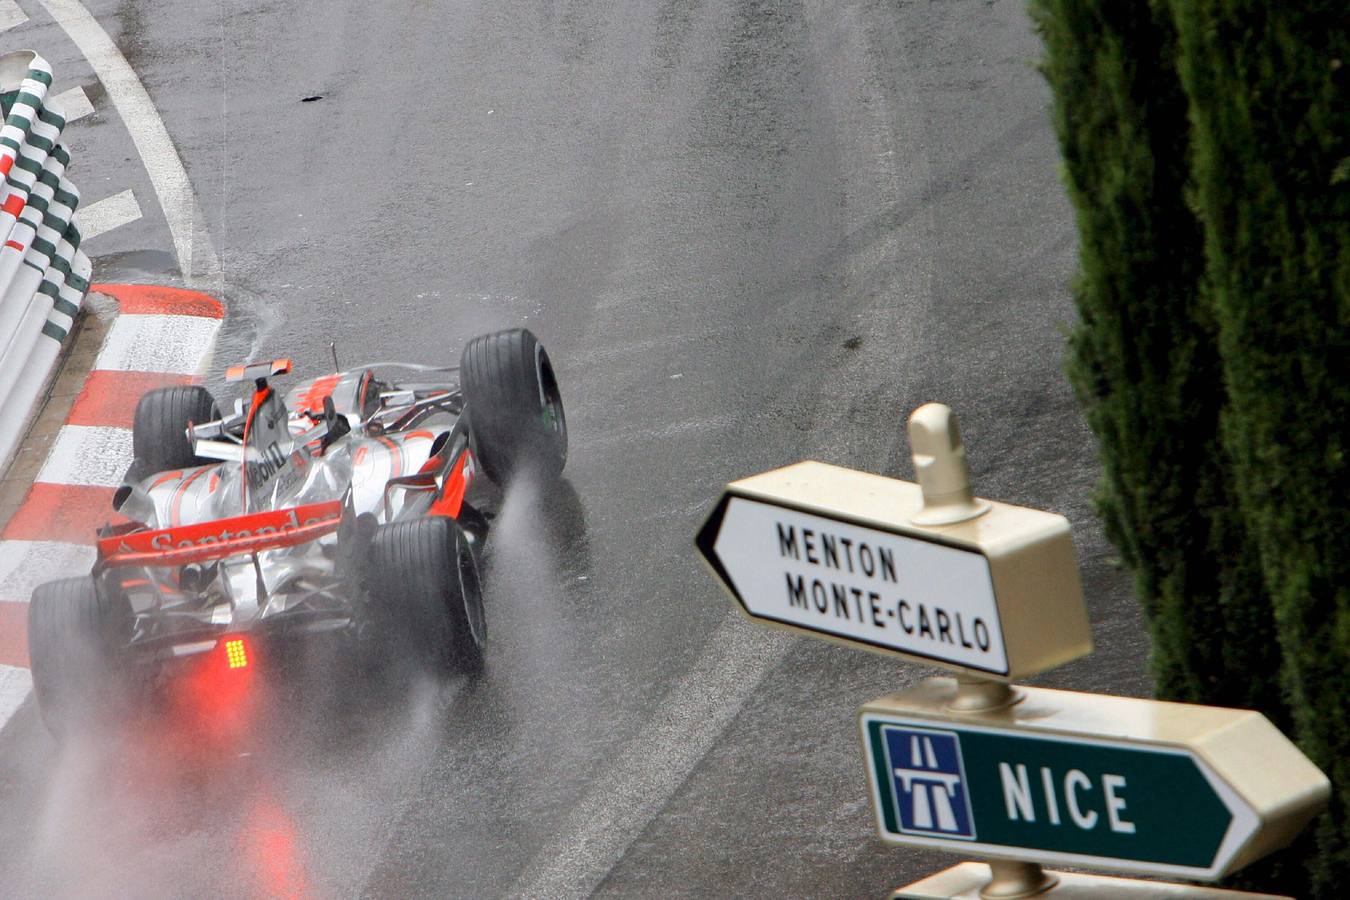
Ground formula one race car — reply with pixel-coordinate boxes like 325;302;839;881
26;328;566;738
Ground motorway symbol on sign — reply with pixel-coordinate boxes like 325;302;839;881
695;461;1092;680
888;727;976;840
859;682;1331;881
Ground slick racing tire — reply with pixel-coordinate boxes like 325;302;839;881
460;328;566;483
368;518;486;674
27;577;119;740
132;385;221;473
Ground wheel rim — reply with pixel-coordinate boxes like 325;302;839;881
535;345;567;443
457;533;486;648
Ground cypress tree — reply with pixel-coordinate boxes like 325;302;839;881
1030;0;1286;718
1169;2;1350;893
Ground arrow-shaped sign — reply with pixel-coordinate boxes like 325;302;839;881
696;461;1092;680
860;680;1330;880
700;490;1009;673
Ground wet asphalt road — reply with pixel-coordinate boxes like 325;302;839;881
0;1;1149;896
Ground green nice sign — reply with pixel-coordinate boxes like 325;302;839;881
860;713;1257;880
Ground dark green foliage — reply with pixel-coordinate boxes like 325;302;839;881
1029;0;1286;718
1169;2;1350;893
1034;0;1348;892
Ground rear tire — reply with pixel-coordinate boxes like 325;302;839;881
366;518;486;674
460;328;566;483
27;577;118;739
132;385;220;473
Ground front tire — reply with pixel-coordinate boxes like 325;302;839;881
132;385;220;473
460;328;567;483
27;577;118;739
366;518;486;674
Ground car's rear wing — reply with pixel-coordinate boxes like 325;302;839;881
96;500;342;569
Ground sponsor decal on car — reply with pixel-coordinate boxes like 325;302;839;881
246;439;290;493
97;500;342;560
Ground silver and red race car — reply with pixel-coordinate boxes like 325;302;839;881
26;328;566;738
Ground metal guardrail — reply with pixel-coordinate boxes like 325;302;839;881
0;49;93;472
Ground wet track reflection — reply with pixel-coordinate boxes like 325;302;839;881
0;0;1143;893
4;478;593;898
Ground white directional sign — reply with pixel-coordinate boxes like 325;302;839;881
697;461;1092;680
706;493;1008;674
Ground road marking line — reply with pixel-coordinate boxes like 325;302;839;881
0;482;116;543
0;0;27;32
571;414;738;452
0;663;30;721
506;618;790;899
96;313;221;374
0;539;96;603
38;0;222;288
34;424;132;488
76;188;142;240
51;85;95;122
505;4;933;892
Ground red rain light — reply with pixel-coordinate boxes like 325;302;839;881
166;634;259;741
225;637;249;669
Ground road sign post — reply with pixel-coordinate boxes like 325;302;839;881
695;402;1329;898
891;862;1290;899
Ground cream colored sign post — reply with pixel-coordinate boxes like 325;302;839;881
695;405;1092;681
696;403;1329;899
864;405;1328;899
893;863;1291;900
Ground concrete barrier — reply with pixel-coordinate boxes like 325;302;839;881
0;50;92;474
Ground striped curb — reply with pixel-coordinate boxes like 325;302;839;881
0;49;96;478
0;283;223;730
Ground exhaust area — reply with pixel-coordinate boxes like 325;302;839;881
1;604;469;897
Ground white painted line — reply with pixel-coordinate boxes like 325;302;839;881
508;8;931;894
0;664;32;730
96;313;221;374
0;539;96;603
34;425;132;488
572;414;737;453
38;0;222;289
0;1;28;32
507;618;790;899
51;85;95;122
75;188;142;241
